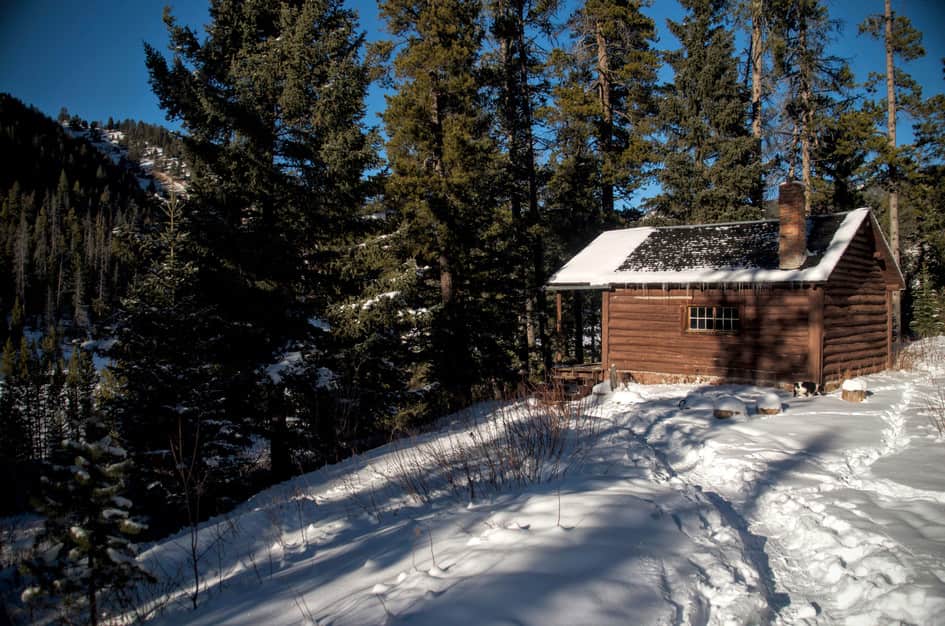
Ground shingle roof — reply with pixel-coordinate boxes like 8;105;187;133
546;208;874;289
617;213;847;273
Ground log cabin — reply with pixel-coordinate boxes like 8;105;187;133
546;182;904;390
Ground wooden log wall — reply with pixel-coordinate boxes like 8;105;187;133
822;222;893;383
602;286;814;384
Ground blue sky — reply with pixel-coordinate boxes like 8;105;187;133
1;0;943;136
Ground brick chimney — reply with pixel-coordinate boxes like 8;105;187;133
778;181;806;270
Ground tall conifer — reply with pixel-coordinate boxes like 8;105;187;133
144;0;376;479
654;0;760;224
859;0;924;341
381;0;507;407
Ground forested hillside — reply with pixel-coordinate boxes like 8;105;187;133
2;0;945;622
0;94;159;333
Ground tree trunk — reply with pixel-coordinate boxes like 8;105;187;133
270;410;291;481
520;40;549;374
799;15;813;215
750;0;763;141
750;0;764;208
572;291;584;364
884;0;901;344
596;20;614;216
430;85;454;310
88;553;97;626
439;253;454;307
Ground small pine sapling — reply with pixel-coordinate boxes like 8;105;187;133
21;416;153;625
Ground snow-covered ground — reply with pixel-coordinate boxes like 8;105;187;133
132;340;945;625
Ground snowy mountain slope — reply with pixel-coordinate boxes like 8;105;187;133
133;343;945;625
63;125;189;197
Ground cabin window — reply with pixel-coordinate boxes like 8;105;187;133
688;306;739;333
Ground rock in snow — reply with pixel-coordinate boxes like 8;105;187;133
755;391;783;415
713;395;747;418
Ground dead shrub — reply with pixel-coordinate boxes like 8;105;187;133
924;380;945;439
384;383;602;504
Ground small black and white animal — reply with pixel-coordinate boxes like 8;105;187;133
793;381;821;397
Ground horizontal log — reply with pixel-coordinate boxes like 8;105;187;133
826;272;884;285
824;348;886;366
608;349;810;366
828;269;883;284
823;340;885;356
824;360;886;378
840;240;874;255
824;299;886;309
609;362;807;382
610;289;814;301
824;305;886;318
829;255;881;271
825;287;886;299
608;349;808;371
824;325;888;342
611;288;813;302
822;330;886;348
606;308;683;320
607;316;816;332
824;339;886;357
605;337;795;352
608;317;682;331
824;293;887;306
821;313;886;326
608;328;808;344
609;357;808;380
833;253;876;268
607;302;812;318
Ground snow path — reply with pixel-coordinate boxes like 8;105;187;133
654;376;945;625
622;406;789;622
131;364;945;626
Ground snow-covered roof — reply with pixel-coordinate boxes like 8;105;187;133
547;208;892;289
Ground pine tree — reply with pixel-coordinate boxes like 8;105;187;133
22;417;151;625
545;0;659;360
859;0;925;342
0;337;29;463
654;0;760;224
910;263;944;338
909;79;945;287
561;0;659;217
769;0;857;214
17;335;42;461
326;224;430;434
380;0;507;409
65;345;96;440
736;0;780;208
106;196;240;535
486;0;556;374
145;0;377;478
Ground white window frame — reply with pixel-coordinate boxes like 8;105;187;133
687;305;740;333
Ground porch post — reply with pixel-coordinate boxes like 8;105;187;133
555;292;563;334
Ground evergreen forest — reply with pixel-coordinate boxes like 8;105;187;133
1;0;944;622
